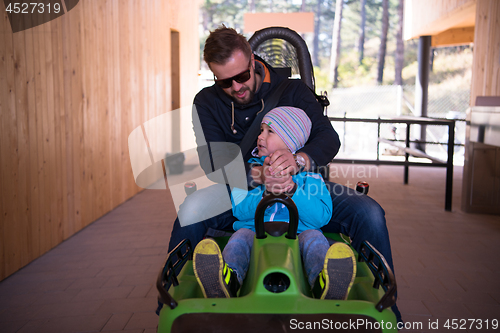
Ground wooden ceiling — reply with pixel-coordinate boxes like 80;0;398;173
404;0;476;47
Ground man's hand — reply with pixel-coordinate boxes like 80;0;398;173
250;160;296;194
266;149;296;176
266;150;310;176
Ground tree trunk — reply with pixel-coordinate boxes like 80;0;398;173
312;0;321;66
394;0;404;85
358;0;367;65
329;0;343;88
200;1;209;33
376;0;389;84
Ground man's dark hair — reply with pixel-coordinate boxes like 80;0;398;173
203;25;252;66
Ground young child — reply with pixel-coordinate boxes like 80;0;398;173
193;106;356;300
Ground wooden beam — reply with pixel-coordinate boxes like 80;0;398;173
471;0;500;104
432;26;474;47
405;0;476;40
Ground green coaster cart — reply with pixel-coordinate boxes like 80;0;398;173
156;194;397;332
155;27;397;332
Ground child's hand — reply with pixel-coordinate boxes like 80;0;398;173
264;175;295;194
262;161;295;194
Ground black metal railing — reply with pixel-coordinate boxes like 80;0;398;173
329;116;456;211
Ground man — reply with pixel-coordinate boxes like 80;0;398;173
167;26;401;322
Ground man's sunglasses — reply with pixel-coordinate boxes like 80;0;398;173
214;60;252;89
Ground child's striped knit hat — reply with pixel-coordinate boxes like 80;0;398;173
262;106;312;153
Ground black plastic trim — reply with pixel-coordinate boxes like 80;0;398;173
358;240;397;312
156;239;192;310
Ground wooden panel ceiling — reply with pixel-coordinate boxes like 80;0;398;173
404;0;476;47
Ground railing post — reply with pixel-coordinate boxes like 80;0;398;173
404;122;410;184
445;120;455;211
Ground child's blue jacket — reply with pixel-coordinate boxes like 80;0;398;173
231;156;332;233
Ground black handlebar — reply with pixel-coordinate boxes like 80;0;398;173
254;194;299;240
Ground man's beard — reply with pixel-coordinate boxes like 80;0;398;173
230;79;256;105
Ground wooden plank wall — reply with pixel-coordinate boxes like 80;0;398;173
0;0;200;281
471;0;500;104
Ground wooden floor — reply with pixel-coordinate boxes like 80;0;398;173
0;164;499;333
